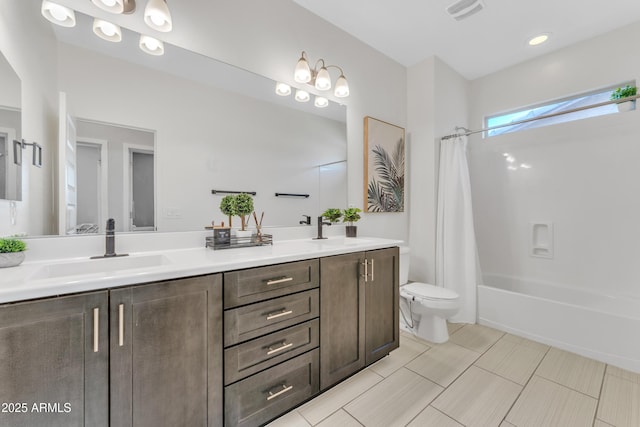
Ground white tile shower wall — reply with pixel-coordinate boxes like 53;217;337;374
469;21;640;298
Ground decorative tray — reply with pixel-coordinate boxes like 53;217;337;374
205;233;273;250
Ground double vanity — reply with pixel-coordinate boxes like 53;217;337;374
0;235;400;427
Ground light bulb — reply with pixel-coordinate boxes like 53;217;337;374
41;1;76;27
314;96;329;108
49;5;68;21
139;35;164;55
315;67;331;91
93;19;122;42
150;13;166;26
144;0;172;32
294;55;311;83
91;0;124;14
334;74;349;98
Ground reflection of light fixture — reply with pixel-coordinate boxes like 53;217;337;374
139;35;164;55
91;0;124;14
314;96;329;108
295;90;310;103
275;82;291;96
528;33;550;46
144;0;172;32
294;51;349;98
41;0;76;27
520;163;532;169
93;18;122;42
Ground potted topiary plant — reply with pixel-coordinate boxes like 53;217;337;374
219;195;237;228
342;207;362;237
0;237;27;268
235;193;255;238
611;85;637;112
322;208;342;224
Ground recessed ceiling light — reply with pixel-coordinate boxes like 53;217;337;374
528;33;550;46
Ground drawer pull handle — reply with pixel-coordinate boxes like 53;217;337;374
266;309;293;320
370;259;375;282
266;384;293;401
362;260;368;283
266;276;294;285
266;341;293;355
93;308;99;353
118;304;124;347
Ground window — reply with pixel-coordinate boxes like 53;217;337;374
485;82;635;137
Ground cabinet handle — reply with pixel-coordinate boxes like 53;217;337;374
266;384;293;401
266;309;293;320
92;308;99;353
362;260;368;283
118;304;124;347
370;259;375;282
266;276;294;285
266;341;293;355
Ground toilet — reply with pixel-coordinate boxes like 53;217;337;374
399;246;461;343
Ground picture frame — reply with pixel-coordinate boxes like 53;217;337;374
363;116;405;212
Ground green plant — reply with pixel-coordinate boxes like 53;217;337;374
342;208;362;226
322;208;342;223
367;138;405;212
235;193;254;231
0;238;26;253
611;85;637;100
219;195;238;227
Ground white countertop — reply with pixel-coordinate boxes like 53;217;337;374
0;236;402;304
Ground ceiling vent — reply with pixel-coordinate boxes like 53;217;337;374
446;0;485;21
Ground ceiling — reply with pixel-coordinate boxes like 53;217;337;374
293;0;640;80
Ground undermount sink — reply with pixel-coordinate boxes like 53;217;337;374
30;254;171;280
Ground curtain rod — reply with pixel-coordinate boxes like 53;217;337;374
441;93;640;140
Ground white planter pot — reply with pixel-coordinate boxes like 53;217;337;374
0;252;25;268
235;229;253;238
616;100;636;112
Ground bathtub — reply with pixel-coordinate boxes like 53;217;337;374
478;274;640;373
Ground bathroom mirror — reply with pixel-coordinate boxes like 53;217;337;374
27;10;347;235
0;51;22;202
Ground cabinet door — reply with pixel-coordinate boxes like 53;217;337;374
0;291;109;427
110;274;222;427
319;252;366;390
365;247;400;365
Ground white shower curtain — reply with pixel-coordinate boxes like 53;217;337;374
435;135;479;323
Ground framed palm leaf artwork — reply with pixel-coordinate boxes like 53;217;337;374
364;116;405;212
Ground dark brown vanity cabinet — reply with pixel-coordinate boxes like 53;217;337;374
0;291;110;427
223;259;320;427
110;274;223;427
320;247;399;390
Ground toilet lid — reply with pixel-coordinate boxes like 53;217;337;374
403;282;458;300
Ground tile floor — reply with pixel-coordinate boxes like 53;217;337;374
267;323;640;427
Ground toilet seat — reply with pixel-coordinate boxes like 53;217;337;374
402;282;458;301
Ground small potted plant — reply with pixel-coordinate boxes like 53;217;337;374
611;85;637;112
322;208;342;224
235;193;255;238
219;195;237;228
342;207;362;237
0;237;27;268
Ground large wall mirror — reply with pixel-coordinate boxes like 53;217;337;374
8;7;346;236
0;51;22;202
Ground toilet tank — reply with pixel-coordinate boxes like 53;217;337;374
399;246;410;285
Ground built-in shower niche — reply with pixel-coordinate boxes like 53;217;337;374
530;222;553;259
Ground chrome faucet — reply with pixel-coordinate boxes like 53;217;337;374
299;215;311;225
314;216;331;240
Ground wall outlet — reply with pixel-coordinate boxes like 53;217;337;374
165;208;182;219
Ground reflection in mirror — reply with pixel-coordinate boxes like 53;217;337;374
39;9;347;236
0;51;22;202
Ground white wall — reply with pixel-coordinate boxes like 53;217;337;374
0;0;58;237
469;21;640;298
58;44;347;231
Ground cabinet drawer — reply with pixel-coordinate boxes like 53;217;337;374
224;289;319;347
224;259;319;308
224;349;319;427
225;319;319;385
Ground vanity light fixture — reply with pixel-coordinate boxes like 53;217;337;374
275;82;292;96
314;96;329;108
41;0;76;27
93;18;122;42
294;51;349;98
295;89;310;103
144;0;173;32
139;35;164;55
